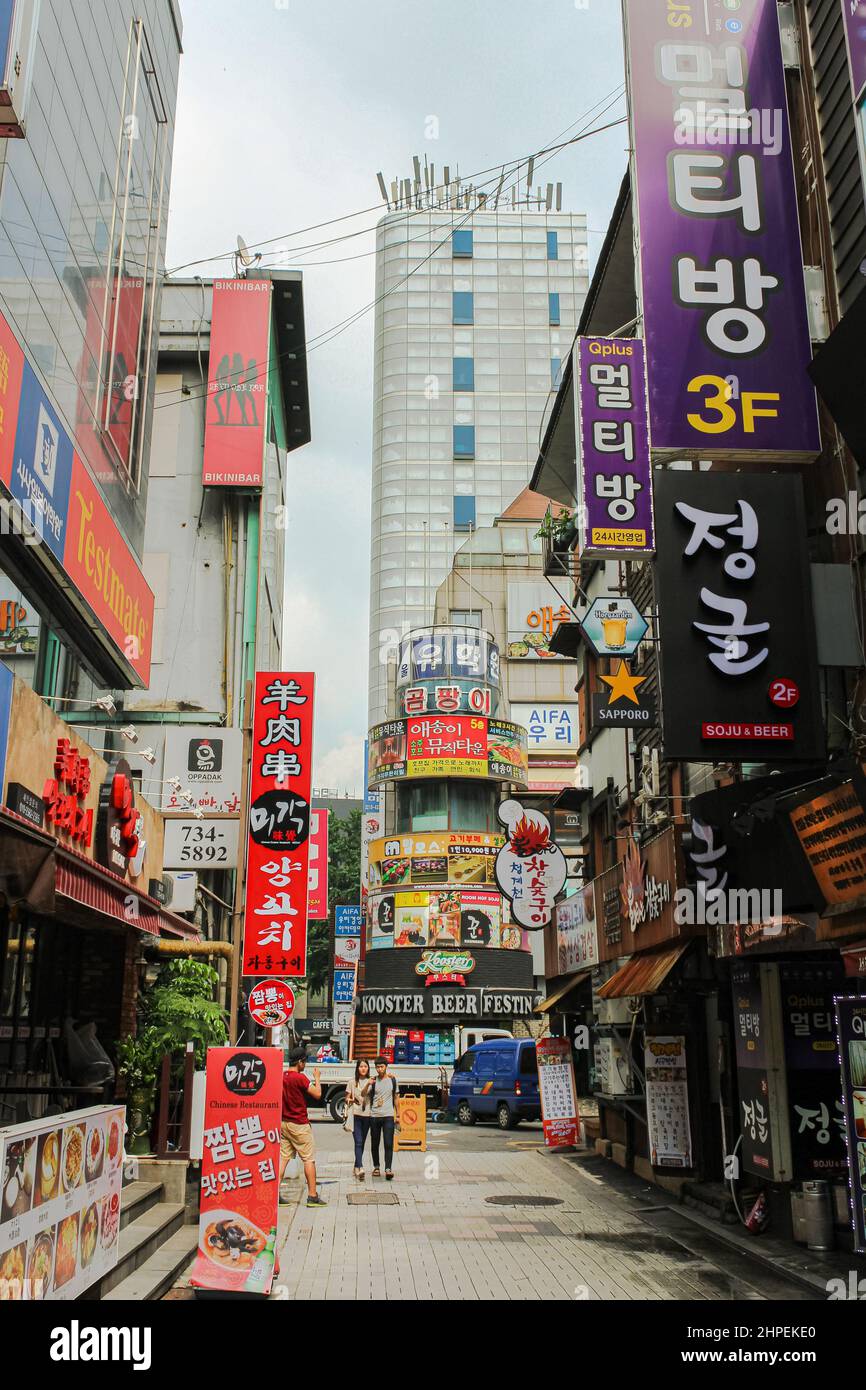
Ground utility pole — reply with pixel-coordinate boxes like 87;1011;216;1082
229;678;254;1044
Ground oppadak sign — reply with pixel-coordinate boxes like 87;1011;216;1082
576;337;654;558
623;0;820;462
653;471;824;763
203;280;272;488
241;673;315;978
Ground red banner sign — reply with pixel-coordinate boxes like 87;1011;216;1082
242;672;315;977
536;1036;580;1149
308;809;329;920
247;980;296;1028
63;455;155;685
202;280;272;488
189;1047;282;1295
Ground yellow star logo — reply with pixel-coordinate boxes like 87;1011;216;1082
600;660;647;706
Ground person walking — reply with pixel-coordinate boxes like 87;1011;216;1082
280;1048;326;1208
369;1055;399;1180
345;1059;373;1180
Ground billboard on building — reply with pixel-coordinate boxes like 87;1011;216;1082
576;336;654;559
308;810;329;920
653;471;824;764
506;583;572;659
202;280;272;488
367;717;528;785
623;0;820;461
511;703;579;755
241;672;315;978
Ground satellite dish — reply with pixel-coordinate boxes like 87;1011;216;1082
235;235;262;275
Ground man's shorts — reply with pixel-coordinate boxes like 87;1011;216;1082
281;1120;315;1164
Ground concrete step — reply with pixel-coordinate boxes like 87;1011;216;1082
120;1180;164;1231
102;1226;199;1302
93;1201;187;1298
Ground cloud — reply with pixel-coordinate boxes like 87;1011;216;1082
314;732;365;795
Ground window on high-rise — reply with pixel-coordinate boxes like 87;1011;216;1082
453;426;475;459
547;230;559;260
549;293;561;325
450;609;482;627
452;229;474;258
453;292;474;324
453;357;475;391
453;495;477;529
551;357;562;388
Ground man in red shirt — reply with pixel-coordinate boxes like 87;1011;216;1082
281;1048;326;1207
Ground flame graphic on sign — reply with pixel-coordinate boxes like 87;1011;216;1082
509;814;551;857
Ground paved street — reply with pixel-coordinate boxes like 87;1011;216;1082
226;1120;822;1303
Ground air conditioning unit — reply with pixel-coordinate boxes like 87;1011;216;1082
163;871;198;914
595;1036;633;1096
0;0;39;139
596;994;634;1026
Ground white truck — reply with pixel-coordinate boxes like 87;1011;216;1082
293;1026;515;1122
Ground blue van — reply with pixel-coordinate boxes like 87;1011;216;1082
448;1038;540;1129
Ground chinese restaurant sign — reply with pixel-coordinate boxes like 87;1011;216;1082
367;717;528;785
189;1048;282;1295
308;810;329;921
835;995;866;1254
247;981;295;1029
0;308;154;685
645;1036;693;1170
536;1037;580;1148
242;672;315;978
653;471;823;763
0;1104;125;1301
576;337;654;558
495;800;566;930
623;0;819;461
202;280;272;488
842;0;866;104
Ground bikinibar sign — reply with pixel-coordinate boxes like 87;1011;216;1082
189;1048;282;1296
202;280;272;488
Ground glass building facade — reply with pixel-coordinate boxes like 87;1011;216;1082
368;209;588;723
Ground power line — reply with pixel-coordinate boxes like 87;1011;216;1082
153;112;627;414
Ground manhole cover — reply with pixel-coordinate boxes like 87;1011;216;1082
485;1195;563;1208
346;1192;400;1206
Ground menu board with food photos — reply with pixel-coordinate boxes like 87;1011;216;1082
0;1104;124;1301
644;1037;693;1170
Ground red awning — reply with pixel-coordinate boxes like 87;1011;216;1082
841;941;866;978
55;848;199;940
597;942;690;999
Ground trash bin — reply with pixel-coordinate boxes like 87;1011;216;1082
802;1180;835;1251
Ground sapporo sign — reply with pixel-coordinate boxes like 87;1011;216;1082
241;673;315;978
623;0;820;461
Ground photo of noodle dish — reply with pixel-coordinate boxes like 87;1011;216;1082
61;1124;85;1193
0;1242;25;1300
202;1211;267;1270
53;1213;79;1290
27;1230;54;1298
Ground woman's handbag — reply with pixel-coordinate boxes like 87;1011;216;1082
342;1097;355;1133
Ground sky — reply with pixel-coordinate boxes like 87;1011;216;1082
164;0;628;794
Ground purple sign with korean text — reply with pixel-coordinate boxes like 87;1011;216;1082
842;0;866;104
623;0;820;462
577;337;654;559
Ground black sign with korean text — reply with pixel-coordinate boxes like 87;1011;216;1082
731;961;777;1179
836;995;866;1255
780;962;846;1179
654;472;823;763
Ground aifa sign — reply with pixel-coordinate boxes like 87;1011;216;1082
653;472;823;763
623;0;819;461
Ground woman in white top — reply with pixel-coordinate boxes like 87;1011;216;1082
345;1059;373;1180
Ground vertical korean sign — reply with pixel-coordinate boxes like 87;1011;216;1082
623;0;819;461
835;995;866;1254
576;337;654;559
308;810;329;920
841;0;866;105
536;1037;580;1148
242;673;315;978
189;1048;282;1295
202;280;272;488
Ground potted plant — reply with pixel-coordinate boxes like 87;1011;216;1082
116;1028;163;1155
536;506;577;553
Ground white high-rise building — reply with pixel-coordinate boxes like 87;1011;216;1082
368;207;588;722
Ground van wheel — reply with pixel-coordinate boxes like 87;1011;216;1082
329;1091;347;1124
457;1101;475;1126
497;1103;517;1130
